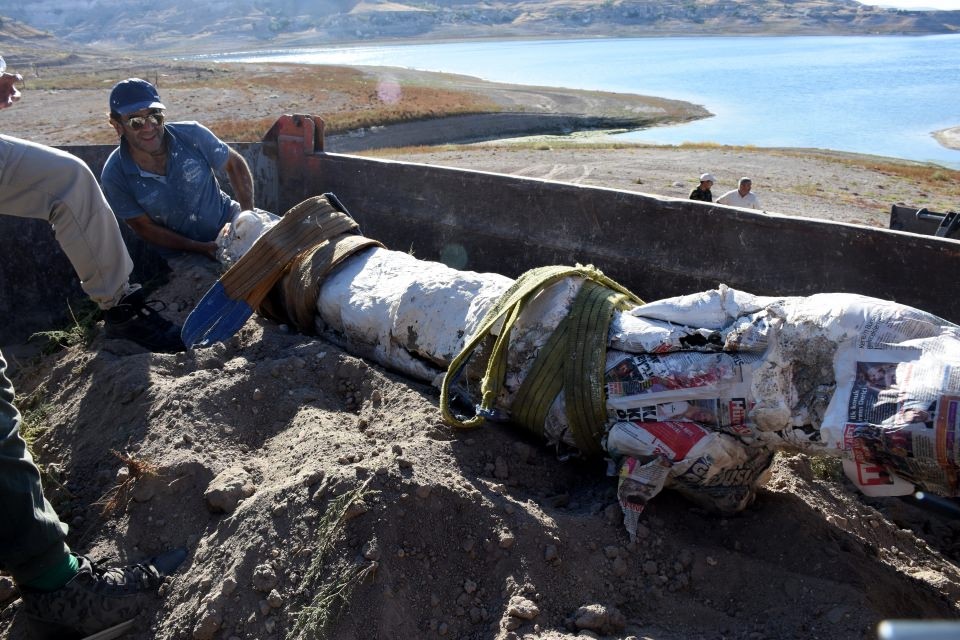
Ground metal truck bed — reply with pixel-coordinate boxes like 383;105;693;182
889;204;960;240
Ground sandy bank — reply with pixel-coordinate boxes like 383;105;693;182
362;142;959;229
934;126;960;151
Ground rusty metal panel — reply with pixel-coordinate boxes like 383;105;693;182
262;114;325;211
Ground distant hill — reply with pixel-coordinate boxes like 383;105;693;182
0;0;958;53
0;14;54;43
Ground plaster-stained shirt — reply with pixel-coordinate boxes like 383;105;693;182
101;121;236;253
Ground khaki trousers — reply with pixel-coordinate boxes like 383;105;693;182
0;134;133;309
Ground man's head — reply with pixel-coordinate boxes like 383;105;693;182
699;173;715;188
738;177;752;195
109;78;167;155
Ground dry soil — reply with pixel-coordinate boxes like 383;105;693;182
3;256;960;640
1;57;960;640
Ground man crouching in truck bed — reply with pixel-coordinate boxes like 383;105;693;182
101;77;262;269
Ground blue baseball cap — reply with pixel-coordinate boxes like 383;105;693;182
109;78;165;116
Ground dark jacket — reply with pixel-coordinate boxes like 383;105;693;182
689;186;713;202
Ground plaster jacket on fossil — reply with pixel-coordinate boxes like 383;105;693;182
189;195;960;537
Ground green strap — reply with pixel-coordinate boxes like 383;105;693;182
439;264;642;446
510;317;570;440
511;281;632;456
565;282;631;456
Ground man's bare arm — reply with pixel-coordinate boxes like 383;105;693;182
224;147;254;211
126;214;218;260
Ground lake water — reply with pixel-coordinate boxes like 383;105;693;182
208;35;960;168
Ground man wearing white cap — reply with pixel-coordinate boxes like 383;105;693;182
689;173;715;202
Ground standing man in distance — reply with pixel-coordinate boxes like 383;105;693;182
102;78;257;264
689;173;715;202
717;177;761;210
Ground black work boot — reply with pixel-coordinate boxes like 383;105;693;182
19;547;187;640
104;288;185;353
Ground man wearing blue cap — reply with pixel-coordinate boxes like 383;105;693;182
102;78;257;263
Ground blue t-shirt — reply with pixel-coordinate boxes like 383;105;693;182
101;122;237;252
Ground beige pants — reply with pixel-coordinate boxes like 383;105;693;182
0;134;133;309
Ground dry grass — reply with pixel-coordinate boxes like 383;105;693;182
29;298;101;353
25;60;501;142
772;149;960;194
94;449;159;518
291;477;376;640
210;64;500;135
17;393;53;452
858;160;960;190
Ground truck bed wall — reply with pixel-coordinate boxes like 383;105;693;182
3;135;959;346
291;152;960;323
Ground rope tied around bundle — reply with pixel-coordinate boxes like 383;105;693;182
182;193;382;347
440;264;642;457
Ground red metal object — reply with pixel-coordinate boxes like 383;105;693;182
262;114;326;208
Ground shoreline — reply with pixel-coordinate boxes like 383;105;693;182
934;126;960;152
186;48;960;163
3;37;958;162
0;41;956;225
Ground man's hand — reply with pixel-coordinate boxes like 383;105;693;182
0;72;23;110
126;214;221;261
200;240;218;261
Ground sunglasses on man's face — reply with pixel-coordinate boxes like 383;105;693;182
123;111;164;131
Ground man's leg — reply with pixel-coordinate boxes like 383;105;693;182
0;349;71;586
0;349;187;638
0;134;133;308
0;134;184;352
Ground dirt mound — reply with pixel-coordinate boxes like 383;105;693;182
2;265;960;640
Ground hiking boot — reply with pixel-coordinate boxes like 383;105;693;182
104;288;185;353
19;547;188;640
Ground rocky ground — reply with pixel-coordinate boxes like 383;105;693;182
3;250;960;640
1;48;960;640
